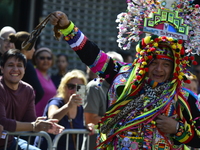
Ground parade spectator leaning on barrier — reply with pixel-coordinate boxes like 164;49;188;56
34;69;94;150
0;49;64;150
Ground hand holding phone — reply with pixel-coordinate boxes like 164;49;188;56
76;84;86;105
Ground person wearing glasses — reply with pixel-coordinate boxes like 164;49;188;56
34;69;94;150
0;26;16;76
8;31;44;104
0;26;16;55
33;47;56;117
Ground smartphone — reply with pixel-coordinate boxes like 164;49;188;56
76;84;86;104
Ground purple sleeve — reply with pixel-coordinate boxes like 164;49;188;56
0;81;37;132
0;98;16;132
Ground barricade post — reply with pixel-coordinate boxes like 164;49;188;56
53;129;94;150
4;131;53;150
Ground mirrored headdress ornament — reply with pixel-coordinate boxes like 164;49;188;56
116;0;200;55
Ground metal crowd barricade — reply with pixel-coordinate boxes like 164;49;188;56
4;131;53;150
4;129;98;150
52;129;96;150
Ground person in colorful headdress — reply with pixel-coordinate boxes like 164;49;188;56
46;0;200;149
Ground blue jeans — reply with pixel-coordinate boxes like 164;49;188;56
2;137;41;150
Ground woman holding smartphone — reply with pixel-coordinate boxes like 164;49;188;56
34;69;94;150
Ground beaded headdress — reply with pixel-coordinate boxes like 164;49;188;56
97;1;200;148
116;0;200;54
115;0;199;86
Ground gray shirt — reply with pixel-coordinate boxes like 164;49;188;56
84;78;109;117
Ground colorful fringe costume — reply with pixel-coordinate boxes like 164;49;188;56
58;0;200;149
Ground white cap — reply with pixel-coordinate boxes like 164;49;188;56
106;51;124;62
0;26;16;37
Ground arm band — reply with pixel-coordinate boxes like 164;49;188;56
60;21;75;36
